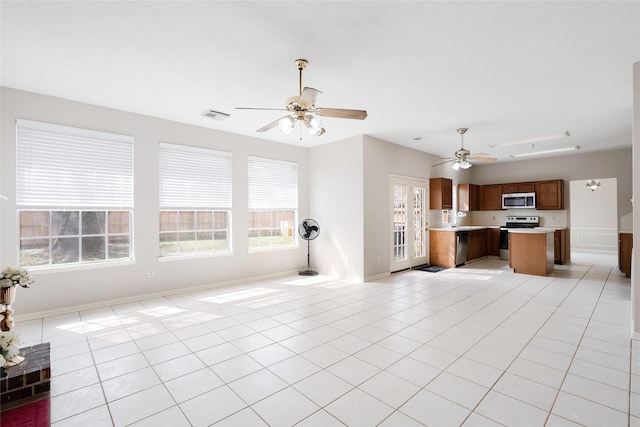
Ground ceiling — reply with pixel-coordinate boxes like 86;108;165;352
1;1;639;163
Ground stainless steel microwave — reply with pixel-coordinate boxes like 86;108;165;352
502;192;535;209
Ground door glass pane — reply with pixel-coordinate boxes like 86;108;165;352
393;184;407;262
413;186;426;258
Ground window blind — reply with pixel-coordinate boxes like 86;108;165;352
159;142;232;209
16;119;134;209
248;156;298;209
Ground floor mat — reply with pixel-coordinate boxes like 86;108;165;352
1;398;50;427
415;265;448;273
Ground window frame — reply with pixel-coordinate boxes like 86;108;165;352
158;142;232;258
16;119;134;269
247;156;298;251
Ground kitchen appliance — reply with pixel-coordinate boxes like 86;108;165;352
499;216;539;260
456;231;468;266
502;192;536;209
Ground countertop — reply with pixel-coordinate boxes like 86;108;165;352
430;226;564;232
430;226;499;232
505;227;557;234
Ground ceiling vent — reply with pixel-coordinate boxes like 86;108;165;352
202;110;230;121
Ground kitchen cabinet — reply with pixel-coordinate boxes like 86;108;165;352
429;230;456;268
503;182;535;193
620;232;632;278
468;229;488;260
481;184;503;211
536;179;564;210
430;177;453;210
509;231;554;276
458;183;480;211
554;229;568;264
488;228;500;256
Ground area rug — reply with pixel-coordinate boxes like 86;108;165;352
415;265;448;273
1;397;50;427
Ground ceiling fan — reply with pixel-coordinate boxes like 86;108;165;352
433;128;497;170
236;59;367;137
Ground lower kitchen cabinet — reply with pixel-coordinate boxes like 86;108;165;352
620;232;632;278
510;231;555;276
429;230;456;268
468;229;488;261
554;229;568;264
488;228;500;256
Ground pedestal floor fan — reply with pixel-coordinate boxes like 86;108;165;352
299;219;320;276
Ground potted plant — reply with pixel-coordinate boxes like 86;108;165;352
0;267;33;331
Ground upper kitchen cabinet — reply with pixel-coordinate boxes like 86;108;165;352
481;184;503;210
503;182;535;193
430;177;453;210
536;179;564;210
458;183;480;211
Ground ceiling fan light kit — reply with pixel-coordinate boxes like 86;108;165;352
236;59;367;138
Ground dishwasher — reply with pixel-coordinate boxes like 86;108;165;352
456;231;468;266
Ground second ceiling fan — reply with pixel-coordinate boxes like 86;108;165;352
434;128;497;170
236;59;367;137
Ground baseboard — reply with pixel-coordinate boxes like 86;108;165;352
14;269;299;322
365;272;391;282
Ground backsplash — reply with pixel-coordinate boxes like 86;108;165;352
472;209;568;227
429;209;568;229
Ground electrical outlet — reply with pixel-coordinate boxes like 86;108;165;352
147;270;154;279
376;256;381;263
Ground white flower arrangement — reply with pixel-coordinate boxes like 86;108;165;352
0;330;23;367
0;266;33;288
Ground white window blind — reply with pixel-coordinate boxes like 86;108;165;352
16;119;134;209
248;156;298;209
159;143;232;209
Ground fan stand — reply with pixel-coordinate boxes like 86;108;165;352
299;237;318;276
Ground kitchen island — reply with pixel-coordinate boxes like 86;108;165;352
509;228;555;276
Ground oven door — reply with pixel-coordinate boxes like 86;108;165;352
499;229;509;260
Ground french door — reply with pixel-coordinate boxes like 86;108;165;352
390;176;428;272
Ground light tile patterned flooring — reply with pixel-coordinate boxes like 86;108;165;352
14;258;638;426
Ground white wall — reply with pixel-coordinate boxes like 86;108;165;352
362;136;440;279
1;88;309;316
470;147;632;230
308;136;364;280
569;178;618;254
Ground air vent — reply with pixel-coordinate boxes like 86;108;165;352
202;110;230;121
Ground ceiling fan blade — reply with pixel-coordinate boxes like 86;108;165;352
315;108;368;120
236;107;287;111
431;158;456;167
298;87;322;108
257;115;290;133
470;155;497;162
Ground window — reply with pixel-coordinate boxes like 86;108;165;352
248;156;297;249
16;119;133;267
159;143;231;256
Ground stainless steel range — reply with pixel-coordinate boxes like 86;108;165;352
499;216;539;260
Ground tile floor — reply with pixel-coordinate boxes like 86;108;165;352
11;258;638;426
